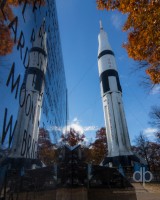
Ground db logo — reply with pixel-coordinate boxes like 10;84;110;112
133;167;153;186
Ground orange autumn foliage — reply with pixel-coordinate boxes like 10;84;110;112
0;2;14;21
0;24;14;55
146;68;160;84
61;128;85;147
0;0;45;56
97;0;160;84
0;2;15;55
85;128;107;165
7;0;45;6
38;128;58;165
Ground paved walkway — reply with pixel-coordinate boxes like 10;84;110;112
132;183;160;200
56;188;88;200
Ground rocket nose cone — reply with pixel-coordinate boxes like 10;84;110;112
98;20;113;53
98;31;112;54
99;20;103;30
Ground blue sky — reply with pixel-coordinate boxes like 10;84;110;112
56;0;160;144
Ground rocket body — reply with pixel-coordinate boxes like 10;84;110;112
98;23;132;157
11;24;47;159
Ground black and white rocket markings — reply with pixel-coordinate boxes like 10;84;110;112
97;21;132;157
10;23;48;159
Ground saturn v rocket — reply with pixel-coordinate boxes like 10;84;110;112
98;21;133;159
10;23;47;159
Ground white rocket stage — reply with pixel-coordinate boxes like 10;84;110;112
97;21;140;167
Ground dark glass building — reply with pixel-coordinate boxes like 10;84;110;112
0;0;67;158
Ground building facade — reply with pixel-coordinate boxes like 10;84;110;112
0;0;67;159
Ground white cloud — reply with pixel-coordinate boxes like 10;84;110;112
66;123;84;134
50;126;62;132
83;126;98;132
66;117;84;134
143;127;158;140
73;117;79;123
150;85;160;95
63;118;98;135
49;118;99;136
111;13;123;30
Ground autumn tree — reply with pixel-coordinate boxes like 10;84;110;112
0;2;15;55
148;106;160;151
0;25;14;56
61;128;85;147
133;132;160;171
133;132;150;168
149;106;160;129
0;0;45;56
148;106;160;144
147;141;160;172
7;0;45;6
155;132;160;144
85;127;108;165
97;0;160;84
38;128;58;166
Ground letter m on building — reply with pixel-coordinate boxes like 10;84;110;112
6;62;21;99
